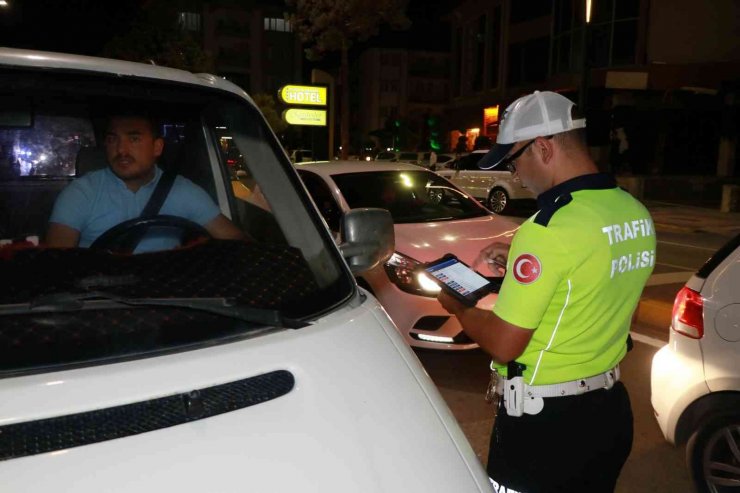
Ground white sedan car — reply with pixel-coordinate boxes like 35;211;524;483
437;150;537;214
296;161;519;350
651;233;740;492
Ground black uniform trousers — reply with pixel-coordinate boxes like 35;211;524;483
487;381;633;493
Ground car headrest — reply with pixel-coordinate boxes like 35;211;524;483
75;147;108;176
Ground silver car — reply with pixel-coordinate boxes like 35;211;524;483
437;150;537;214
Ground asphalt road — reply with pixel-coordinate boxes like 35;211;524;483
415;331;693;493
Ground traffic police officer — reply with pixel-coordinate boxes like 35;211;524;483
437;91;656;493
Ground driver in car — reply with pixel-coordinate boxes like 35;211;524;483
46;112;243;252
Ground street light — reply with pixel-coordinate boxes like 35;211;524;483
578;0;592;110
0;1;9;8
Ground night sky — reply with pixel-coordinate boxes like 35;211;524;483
0;0;140;55
0;0;459;57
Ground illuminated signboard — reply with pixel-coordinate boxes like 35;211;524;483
283;108;327;126
278;85;327;106
483;105;500;137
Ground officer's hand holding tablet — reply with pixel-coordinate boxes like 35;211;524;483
422;254;502;307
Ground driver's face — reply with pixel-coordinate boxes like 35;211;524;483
105;117;163;191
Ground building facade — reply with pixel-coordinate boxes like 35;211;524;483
358;48;450;152
446;0;740;185
188;1;303;96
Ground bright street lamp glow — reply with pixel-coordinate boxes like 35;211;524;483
585;0;592;23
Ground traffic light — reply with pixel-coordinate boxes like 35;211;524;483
426;116;441;151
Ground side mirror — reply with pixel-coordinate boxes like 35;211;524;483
339;208;394;275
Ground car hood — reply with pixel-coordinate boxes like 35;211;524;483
0;297;489;492
394;214;520;270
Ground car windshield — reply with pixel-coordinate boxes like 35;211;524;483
0;68;353;376
331;170;488;223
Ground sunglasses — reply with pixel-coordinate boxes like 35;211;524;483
503;135;553;173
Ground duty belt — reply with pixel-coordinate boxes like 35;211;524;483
494;365;620;398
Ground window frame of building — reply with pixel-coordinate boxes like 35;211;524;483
178;12;202;32
263;17;292;33
551;0;639;75
488;6;502;90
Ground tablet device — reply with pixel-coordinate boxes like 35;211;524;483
423;254;500;306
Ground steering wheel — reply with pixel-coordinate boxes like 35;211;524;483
90;215;210;253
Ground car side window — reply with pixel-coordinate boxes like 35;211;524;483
461;155;479;170
298;171;341;232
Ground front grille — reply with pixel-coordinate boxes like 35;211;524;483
0;369;294;461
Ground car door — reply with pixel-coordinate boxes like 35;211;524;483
445;153;491;199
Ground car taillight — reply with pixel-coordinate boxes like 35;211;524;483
671;286;704;339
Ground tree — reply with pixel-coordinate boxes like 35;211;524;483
287;0;410;159
252;93;289;136
103;0;213;73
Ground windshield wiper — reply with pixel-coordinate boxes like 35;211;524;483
1;291;308;329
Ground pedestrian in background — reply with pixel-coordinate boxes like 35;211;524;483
437;91;656;493
428;150;438;170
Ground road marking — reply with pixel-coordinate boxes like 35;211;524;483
630;331;665;348
646;271;694;286
656;261;698;270
658;240;716;252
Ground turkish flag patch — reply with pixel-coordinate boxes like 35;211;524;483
512;253;542;284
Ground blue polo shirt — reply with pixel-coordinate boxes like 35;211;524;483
50;166;221;253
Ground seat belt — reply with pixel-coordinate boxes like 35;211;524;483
141;168;177;218
119;169;178;252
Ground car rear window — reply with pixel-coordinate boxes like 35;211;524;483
697;233;740;279
0;115;95;178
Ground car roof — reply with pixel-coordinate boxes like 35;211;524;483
0;47;253;103
296;161;428;176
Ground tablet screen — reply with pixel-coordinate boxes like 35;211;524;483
425;258;490;297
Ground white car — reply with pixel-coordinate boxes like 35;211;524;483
437;149;537;214
289;148;313;162
651;233;740;492
0;48;492;492
296;161;519;350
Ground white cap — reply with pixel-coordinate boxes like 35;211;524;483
478;91;586;170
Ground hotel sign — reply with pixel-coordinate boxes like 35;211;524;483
283;108;327;126
278;85;327;106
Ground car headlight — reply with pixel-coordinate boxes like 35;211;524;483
383;252;441;297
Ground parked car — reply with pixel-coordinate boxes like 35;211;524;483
426;152;457;169
374;150;399;162
372;151;454;170
437;149;537;214
289;148;313;162
651;233;740;493
0;48;492;492
373;150;424;165
296;161;519;350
